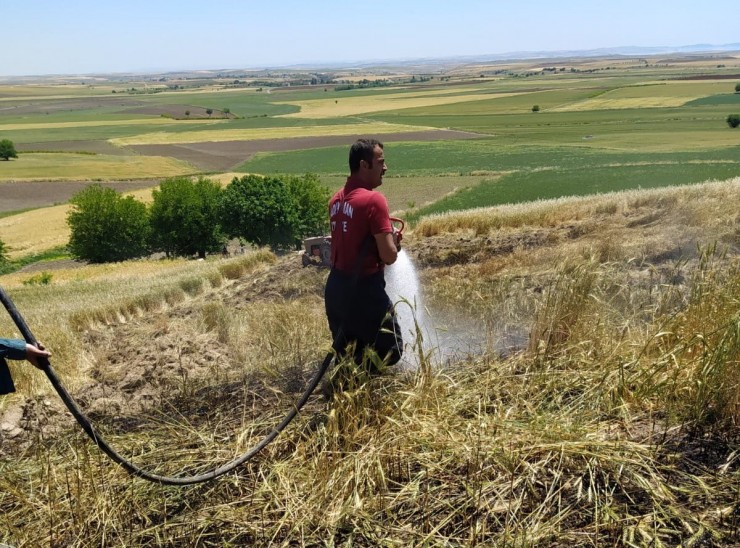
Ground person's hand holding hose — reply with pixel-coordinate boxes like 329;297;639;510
25;342;51;368
390;217;405;251
392;227;402;251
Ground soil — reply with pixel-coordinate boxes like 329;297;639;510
0;180;160;213
0;97;225;120
123;105;234;119
127;129;484;171
0;97;146;118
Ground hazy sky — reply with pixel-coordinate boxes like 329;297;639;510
3;0;737;76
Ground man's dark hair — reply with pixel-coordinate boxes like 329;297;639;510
349;138;383;173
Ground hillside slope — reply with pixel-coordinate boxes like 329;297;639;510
0;179;738;546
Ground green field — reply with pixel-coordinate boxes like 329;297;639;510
240;139;740;218
1;57;739;211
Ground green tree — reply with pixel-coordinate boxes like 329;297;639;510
0;139;18;161
67;185;150;263
220;173;329;251
727;114;740;128
285;173;330;242
220;175;298;250
149;176;225;259
206;108;213;117
223;107;230;116
735;83;740;93
531;105;540;112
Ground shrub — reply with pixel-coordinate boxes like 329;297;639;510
220;173;329;251
285;173;331;242
531;104;540;112
0;139;18;160
67;184;150;263
149;176;225;259
22;272;53;286
727;114;740;128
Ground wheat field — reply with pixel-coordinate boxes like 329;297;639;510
0;179;737;545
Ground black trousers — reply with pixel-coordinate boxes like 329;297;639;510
0;358;16;395
324;269;403;368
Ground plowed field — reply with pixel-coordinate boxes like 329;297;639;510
0;180;159;213
128;129;482;171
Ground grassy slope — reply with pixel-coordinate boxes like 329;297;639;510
0;179;737;545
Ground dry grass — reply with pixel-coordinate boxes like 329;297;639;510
0;152;194;182
415;177;740;238
0;180;738;545
0;250;275;395
276;89;521;119
109;122;427;146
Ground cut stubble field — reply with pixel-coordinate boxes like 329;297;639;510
274;88;522;118
107;121;437;146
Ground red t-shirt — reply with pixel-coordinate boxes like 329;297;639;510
329;176;392;276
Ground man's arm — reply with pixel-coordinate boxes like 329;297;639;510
0;338;27;361
0;338;51;368
375;232;398;265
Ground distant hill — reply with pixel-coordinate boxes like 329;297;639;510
282;43;740;70
2;43;739;83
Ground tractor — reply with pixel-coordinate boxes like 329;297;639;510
301;236;332;267
301;217;405;268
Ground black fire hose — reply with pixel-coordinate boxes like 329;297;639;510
0;285;334;486
0;233;378;485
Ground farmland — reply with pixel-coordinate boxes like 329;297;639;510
1;54;739;200
0;53;739;545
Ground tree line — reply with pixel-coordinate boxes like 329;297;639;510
65;174;330;263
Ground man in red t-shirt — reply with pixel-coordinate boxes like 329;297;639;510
324;139;403;377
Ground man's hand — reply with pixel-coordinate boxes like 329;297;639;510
25;342;51;369
392;227;403;251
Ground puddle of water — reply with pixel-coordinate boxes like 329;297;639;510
385;250;495;368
